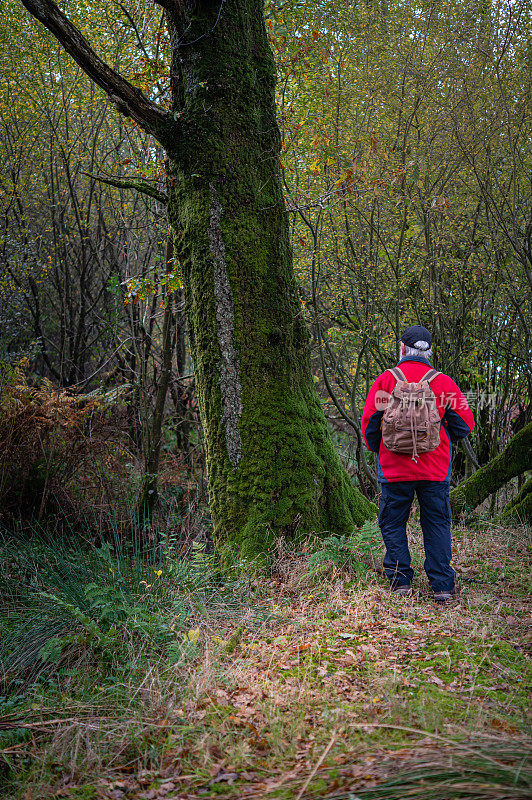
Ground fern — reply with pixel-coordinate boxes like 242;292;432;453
0;522;256;688
309;520;382;574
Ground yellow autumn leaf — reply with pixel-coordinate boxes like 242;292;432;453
185;628;200;644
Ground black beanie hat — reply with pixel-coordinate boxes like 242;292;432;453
401;325;432;349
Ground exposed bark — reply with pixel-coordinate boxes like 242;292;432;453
450;422;532;518
168;288;192;455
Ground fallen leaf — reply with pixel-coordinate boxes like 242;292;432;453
185;628;200;644
292;642;311;653
209;769;240;785
157;782;175;796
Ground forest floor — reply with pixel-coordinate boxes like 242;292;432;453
2;520;531;799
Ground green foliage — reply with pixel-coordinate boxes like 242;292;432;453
0;524;252;690
310;534;357;570
270;0;532;477
309;519;381;575
335;742;532;799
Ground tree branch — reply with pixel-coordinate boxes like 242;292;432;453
83;172;168;204
459;436;480;471
450;422;532;517
20;0;175;150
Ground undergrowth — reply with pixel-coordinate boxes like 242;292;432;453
1;527;241;692
0;517;530;799
309;519;382;576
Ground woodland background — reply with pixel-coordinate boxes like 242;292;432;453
1;0;530;526
0;1;531;798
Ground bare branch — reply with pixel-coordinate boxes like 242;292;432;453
83;172;168;204
20;0;175;150
459;437;480;471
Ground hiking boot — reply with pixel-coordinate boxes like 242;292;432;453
433;586;460;603
391;585;412;597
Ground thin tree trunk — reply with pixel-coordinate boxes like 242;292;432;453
138;236;175;519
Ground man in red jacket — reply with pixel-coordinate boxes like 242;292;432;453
361;326;475;602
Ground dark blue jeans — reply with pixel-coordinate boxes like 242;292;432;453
378;481;455;592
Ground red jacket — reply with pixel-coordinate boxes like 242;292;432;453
361;357;475;483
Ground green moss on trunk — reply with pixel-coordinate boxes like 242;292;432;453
450;423;532;518
497;476;532;525
166;0;374;557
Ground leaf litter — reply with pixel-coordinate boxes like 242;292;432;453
6;526;531;799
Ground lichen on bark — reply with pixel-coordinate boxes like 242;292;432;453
208;184;243;467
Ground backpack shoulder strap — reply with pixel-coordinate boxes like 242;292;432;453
388;366;407;383
421;368;440;384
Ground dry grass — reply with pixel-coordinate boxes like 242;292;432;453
1;520;530;799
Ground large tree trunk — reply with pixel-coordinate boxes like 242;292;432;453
166;0;374;558
19;0;375;559
450;422;532;519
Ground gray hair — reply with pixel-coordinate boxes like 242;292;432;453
402;340;433;358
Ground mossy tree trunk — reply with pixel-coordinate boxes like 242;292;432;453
450;422;532;519
165;0;374;557
20;0;375;559
498;476;532;524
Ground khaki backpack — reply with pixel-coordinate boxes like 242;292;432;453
381;367;442;461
